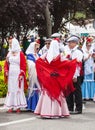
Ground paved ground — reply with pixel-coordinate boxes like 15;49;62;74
0;100;95;130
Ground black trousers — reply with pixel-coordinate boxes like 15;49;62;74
66;76;82;112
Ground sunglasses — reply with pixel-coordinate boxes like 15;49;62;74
87;44;91;47
36;48;39;50
46;43;50;45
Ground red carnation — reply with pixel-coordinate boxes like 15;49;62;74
86;37;93;43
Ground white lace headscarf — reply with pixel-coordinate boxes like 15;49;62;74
82;39;93;55
25;42;36;55
46;40;60;63
25;42;41;98
11;38;21;52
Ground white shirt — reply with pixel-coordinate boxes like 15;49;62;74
39;45;48;55
64;45;83;78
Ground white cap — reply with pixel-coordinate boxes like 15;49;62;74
51;33;61;38
45;38;52;43
67;36;80;43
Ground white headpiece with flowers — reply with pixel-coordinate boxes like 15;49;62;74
82;38;93;55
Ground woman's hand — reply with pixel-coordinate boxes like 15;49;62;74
5;71;8;76
88;54;92;58
73;78;77;83
19;76;23;80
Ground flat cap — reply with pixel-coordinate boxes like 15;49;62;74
67;36;80;43
51;33;61;38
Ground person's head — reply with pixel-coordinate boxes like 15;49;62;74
11;38;21;52
86;42;92;49
86;37;93;50
26;42;40;55
45;38;52;49
67;36;80;49
34;42;40;53
46;39;60;63
51;33;61;39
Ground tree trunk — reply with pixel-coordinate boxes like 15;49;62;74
44;3;52;38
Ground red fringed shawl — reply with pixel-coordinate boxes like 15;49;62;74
36;56;77;104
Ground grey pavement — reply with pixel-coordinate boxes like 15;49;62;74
0;99;95;130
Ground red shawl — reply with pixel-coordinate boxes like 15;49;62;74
19;51;28;91
36;56;77;104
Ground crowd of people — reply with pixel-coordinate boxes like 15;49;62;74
2;33;95;118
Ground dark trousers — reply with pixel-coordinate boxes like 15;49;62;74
66;76;82;112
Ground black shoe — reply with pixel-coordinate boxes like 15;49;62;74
74;110;82;114
70;110;82;114
69;111;74;114
75;108;82;114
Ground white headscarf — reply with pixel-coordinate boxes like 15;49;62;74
46;40;60;63
11;38;21;52
25;42;36;55
82;39;93;55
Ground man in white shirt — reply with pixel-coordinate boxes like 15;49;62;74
65;35;83;114
39;38;51;55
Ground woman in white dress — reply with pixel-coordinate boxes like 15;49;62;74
34;39;76;118
81;37;95;100
4;38;27;113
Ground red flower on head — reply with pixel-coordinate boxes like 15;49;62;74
86;37;93;43
54;38;60;42
36;39;40;44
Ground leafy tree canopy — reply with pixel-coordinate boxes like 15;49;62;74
0;0;94;37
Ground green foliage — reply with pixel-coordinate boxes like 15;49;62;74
75;12;86;19
0;61;7;98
